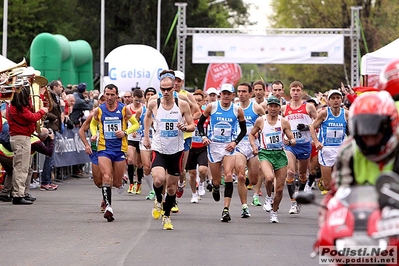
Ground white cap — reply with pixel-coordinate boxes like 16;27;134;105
327;89;343;100
98;92;104;100
174;70;185;80
206;87;219;96
220;83;235;93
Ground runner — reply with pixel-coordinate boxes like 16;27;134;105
90;84;139;222
143;70;195;230
197;83;247;222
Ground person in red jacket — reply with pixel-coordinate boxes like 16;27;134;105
7;86;48;205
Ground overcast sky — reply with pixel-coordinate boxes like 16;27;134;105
243;0;272;30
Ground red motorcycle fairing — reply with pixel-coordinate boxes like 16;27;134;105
313;186;381;253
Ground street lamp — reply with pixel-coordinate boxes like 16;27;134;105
2;0;8;57
157;0;161;52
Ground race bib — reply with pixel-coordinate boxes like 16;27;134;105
265;132;283;150
160;118;178;138
213;124;232;143
325;127;344;145
104;119;121;139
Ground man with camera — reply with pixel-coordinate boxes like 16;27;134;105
0;128;55;203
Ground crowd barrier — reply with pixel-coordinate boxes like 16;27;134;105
53;127;91;167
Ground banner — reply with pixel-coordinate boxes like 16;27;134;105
193;34;344;64
104;44;169;92
54;128;91;167
203;63;242;91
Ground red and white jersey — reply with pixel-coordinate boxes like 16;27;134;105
284;103;313;144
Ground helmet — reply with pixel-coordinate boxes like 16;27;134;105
348;91;399;162
378;59;399;98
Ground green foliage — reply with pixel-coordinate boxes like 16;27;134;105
0;0;250;89
269;0;399;93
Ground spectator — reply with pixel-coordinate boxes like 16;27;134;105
69;83;94;126
40;80;63;191
7;85;48;204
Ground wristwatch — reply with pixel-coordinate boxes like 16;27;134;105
124;131;128;137
201;136;207;140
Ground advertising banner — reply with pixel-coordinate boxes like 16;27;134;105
193;34;344;64
104;44;169;92
54;128;91;167
203;63;242;91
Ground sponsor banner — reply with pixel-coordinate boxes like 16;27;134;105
193;34;344;64
203;63;242;91
54;128;91;167
104;44;169;92
319;246;397;265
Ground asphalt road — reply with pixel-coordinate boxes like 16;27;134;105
0;176;321;266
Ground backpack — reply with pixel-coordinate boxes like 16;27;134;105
0;120;11;152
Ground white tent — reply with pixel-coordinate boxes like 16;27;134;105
361;38;399;75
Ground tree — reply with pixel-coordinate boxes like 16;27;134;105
268;0;399;93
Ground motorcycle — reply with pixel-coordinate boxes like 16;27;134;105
296;180;399;266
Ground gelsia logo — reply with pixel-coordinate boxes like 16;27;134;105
319;246;397;265
109;67;163;81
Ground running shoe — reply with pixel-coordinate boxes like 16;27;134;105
212;186;220;202
241;205;251;218
152;200;163;220
40;184;52;191
100;201;106;213
104;206;115;222
136;183;142;195
146;190;156;200
171;201;179;213
176;182;185;198
304;183;313;193
321;190;329;195
251;195;262;206
263;196;273;212
206;181;213;192
221;176;225;186
247;183;253;190
190;193;199;203
122;174;128;185
289;201;300;214
128;184;134;194
221;208;231;222
162;216;173;230
132;182;137;194
49;183;58;190
116;185;124;194
270;211;279;223
198;182;206;196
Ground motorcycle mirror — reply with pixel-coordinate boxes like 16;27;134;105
376;171;399;210
295;191;315;204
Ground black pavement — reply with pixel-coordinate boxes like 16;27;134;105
0;177;321;266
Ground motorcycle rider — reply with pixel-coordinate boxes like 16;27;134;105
331;90;398;190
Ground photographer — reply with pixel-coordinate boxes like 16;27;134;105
69;83;94;126
0;128;55;202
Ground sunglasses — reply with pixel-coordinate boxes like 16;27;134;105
160;86;174;92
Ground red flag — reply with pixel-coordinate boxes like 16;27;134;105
203;63;242;92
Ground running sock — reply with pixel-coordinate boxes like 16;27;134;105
154;184;164;203
127;164;135;184
307;174;316;187
164;194;176;217
286;183;295;199
299;182;306;191
224;182;233;198
137;167;143;183
102;185;112;206
143;174;153;190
